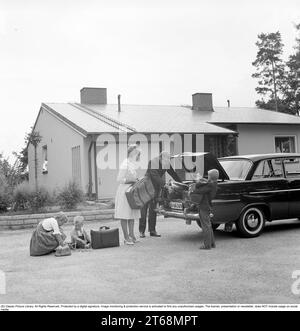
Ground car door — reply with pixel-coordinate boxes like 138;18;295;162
246;158;289;220
283;156;300;218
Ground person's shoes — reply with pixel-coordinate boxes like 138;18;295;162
124;239;134;245
139;232;146;238
150;232;161;237
130;237;140;243
199;245;211;250
224;223;233;232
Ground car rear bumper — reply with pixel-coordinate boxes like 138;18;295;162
157;208;200;220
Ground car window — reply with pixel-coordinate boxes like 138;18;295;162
219;159;251;180
284;158;300;178
252;159;284;180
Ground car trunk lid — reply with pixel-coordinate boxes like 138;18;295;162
172;152;229;181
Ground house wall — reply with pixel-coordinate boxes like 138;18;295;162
96;133;205;199
237;124;300;155
28;108;87;193
96;136;158;199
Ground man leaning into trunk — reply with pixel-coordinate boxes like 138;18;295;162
139;151;181;238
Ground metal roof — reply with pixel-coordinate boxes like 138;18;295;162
43;103;236;135
200;106;300;125
42;102;300;137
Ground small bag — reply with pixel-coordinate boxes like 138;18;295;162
188;180;208;205
90;226;120;249
55;245;72;257
125;176;156;209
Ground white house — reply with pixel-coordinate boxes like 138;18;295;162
28;87;300;199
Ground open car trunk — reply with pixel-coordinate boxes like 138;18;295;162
158;152;229;221
171;152;229;181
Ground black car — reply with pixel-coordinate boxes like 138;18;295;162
158;152;300;238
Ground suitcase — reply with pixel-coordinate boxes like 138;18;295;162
90;226;120;249
125;176;156;209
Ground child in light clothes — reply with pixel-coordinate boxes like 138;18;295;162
70;216;91;249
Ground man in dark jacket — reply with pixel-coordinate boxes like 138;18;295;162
139;151;181;237
192;169;219;249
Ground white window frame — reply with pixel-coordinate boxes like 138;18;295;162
42;145;48;174
274;135;297;153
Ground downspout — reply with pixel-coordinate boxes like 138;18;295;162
93;141;99;199
88;140;94;198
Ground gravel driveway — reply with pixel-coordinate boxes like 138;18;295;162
0;217;300;304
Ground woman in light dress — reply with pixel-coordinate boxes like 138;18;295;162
115;144;141;245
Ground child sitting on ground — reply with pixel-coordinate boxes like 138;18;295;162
70;216;91;249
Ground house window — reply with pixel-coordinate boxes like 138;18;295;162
42;145;48;174
275;136;296;153
204;135;228;158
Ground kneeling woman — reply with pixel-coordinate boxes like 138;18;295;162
30;212;68;256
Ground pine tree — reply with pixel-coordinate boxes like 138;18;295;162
284;24;300;115
252;32;286;112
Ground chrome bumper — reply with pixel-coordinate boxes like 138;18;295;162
156;209;200;220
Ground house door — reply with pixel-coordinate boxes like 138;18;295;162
204;135;237;157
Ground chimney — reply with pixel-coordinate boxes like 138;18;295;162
118;94;121;112
192;93;213;111
80;87;107;104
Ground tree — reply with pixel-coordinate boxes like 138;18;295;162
13;144;29;181
252;31;286;112
0;153;25;212
26;131;42;191
284;24;300;115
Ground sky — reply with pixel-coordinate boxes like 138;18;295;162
0;0;299;159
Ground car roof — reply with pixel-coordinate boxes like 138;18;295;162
219;153;300;162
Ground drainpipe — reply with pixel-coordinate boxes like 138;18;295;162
93;141;99;199
88;141;94;198
118;94;121;112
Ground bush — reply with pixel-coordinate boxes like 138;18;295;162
0;185;11;212
57;181;84;210
30;187;51;210
13;183;51;211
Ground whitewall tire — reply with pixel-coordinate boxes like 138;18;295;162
236;207;265;238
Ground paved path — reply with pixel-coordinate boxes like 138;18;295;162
0;217;300;304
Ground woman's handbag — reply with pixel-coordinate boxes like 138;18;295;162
55;244;72;257
90;226;120;249
125;176;156;209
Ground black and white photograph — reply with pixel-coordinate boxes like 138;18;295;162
0;0;300;313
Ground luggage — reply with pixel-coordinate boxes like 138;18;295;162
90;226;120;249
187;180;208;204
125;176;156;209
168;181;188;199
55;245;72;257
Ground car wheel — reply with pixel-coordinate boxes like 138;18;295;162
196;220;220;231
236;207;265;238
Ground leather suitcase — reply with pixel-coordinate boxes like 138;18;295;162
90;226;120;249
125;176;156;209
